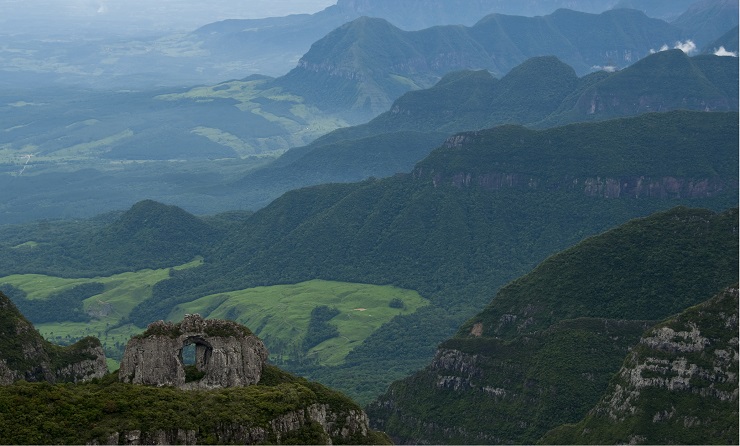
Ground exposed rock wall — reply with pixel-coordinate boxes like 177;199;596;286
596;286;739;421
0;292;107;385
119;314;269;389
423;168;729;199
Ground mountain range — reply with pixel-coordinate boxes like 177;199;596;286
274;9;686;117
3;109;734;406
0;1;738;443
231;50;738;209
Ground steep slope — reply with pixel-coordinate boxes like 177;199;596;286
126;111;737;403
542;285;739;444
540;50;738;126
0;292;107;385
368;207;739;444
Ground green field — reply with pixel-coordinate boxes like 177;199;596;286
1;264;427;371
168;280;428;366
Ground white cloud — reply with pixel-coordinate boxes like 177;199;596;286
650;40;697;55
674;40;697;54
591;65;617;72
714;46;738;57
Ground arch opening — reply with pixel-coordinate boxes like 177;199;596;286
179;336;213;383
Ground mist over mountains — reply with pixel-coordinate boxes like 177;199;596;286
0;1;738;444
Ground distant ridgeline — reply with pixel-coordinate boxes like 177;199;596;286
275;9;690;117
0;296;389;445
367;207;739;444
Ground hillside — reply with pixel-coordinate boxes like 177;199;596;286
0;199;224;278
703;25;739;54
4;11;736;225
6;0;698;90
2;112;737;404
541;285;738;444
367;207;739;444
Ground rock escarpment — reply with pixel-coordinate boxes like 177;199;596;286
0;292;107;385
541;285;739;444
119;314;268;389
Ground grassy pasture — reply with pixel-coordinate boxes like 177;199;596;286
168;279;428;366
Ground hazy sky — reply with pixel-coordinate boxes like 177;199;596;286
0;0;338;35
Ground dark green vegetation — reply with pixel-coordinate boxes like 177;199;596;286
3;4;737;225
542;285;739;444
0;200;223;277
303;306;341;351
367;207;739;444
1;282;103;323
0;291;103;384
236;51;738;210
0;366;390;445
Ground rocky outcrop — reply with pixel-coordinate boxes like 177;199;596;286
597;286;738;421
0;292;107;385
119;314;268;389
423;167;729;199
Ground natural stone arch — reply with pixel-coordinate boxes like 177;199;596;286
180;336;212;368
119;314;268;389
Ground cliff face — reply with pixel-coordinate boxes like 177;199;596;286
0;292;107;385
542;286;739;444
119;314;269;389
